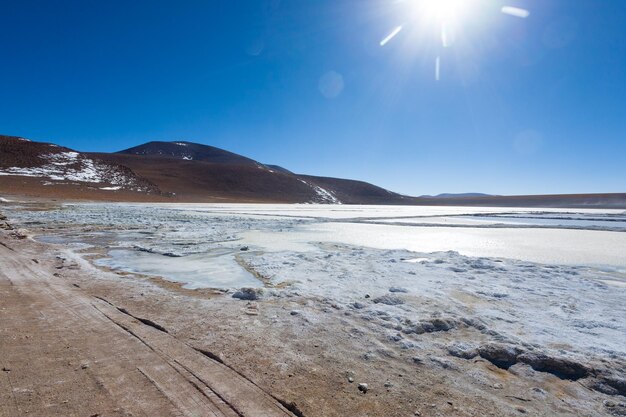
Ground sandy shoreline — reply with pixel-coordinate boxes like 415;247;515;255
1;205;625;417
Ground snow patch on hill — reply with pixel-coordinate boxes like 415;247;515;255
0;151;149;190
298;179;341;204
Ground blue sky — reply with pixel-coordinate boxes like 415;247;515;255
1;0;625;196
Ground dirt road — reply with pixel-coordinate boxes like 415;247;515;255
0;232;296;417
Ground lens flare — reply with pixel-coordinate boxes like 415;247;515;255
380;0;531;80
502;6;530;18
380;26;403;46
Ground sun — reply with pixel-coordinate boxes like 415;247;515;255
380;0;530;80
412;0;476;48
415;0;472;23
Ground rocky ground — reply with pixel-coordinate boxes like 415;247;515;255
0;203;625;417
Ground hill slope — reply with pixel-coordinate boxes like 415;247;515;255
0;135;408;204
118;141;258;166
101;140;408;204
0;135;160;199
2;135;625;207
94;143;408;204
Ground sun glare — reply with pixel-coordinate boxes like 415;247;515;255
415;0;472;23
381;0;530;80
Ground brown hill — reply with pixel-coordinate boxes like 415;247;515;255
91;152;317;203
298;175;409;205
91;151;408;204
1;134;625;207
117;141;258;165
0;135;160;200
0;135;408;204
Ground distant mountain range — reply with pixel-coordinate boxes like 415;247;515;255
420;193;493;198
0;135;405;204
1;134;625;208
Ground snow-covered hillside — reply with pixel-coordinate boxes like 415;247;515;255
0;135;158;193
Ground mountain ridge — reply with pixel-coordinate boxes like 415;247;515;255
420;193;493;198
1;135;625;208
117;141;259;166
0;135;407;204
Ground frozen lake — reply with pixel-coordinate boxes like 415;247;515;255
7;203;626;288
5;202;626;367
243;222;626;269
164;204;626;270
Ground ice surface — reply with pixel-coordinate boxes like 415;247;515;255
6;202;625;367
95;249;260;289
372;214;626;231
242;221;626;268
156;204;623;220
8;204;311;288
244;245;626;358
10;203;626;270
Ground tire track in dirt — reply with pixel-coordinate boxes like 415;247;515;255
0;232;297;417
